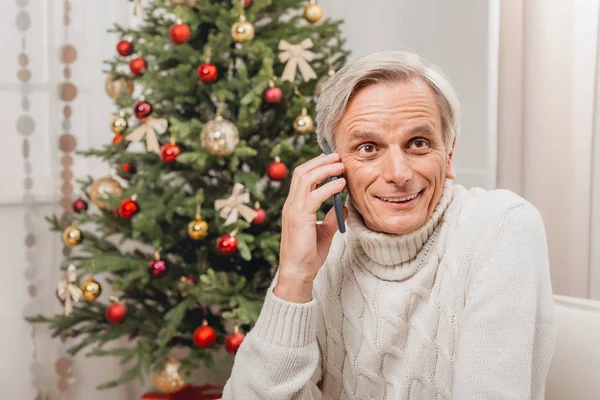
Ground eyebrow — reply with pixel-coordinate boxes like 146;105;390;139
348;124;435;141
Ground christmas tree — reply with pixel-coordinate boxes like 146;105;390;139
28;0;349;392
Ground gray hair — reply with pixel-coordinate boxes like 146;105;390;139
315;51;460;152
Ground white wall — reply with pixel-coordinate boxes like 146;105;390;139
320;0;500;190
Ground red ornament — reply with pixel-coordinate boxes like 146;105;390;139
161;142;182;164
133;100;152;119
193;322;217;348
119;198;139;219
169;21;191;44
216;234;238;256
72;198;88;213
116;39;134;56
225;331;245;355
263;86;283;104
116;163;136;180
252;208;266;225
148;258;168;278
129;57;147;76
112;134;128;150
244;0;253;5
266;158;288;181
106;301;127;325
197;63;218;83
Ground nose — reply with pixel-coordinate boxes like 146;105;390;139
381;146;413;185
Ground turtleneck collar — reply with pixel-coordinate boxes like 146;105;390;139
345;180;453;281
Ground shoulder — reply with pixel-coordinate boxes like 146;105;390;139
446;185;547;257
448;184;543;229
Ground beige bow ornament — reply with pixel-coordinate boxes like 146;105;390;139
278;39;318;82
131;0;144;16
126;117;168;154
214;183;258;226
56;264;82;316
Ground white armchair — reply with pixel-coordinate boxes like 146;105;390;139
545;295;600;400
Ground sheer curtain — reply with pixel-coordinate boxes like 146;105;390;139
498;0;600;299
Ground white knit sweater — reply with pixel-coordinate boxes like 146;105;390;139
222;182;556;399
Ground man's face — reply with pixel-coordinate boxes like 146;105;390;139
335;79;456;234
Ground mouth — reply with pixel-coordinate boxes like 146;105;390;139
375;190;423;207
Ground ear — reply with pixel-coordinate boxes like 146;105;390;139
445;136;457;179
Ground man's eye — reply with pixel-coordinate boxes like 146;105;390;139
358;144;376;154
410;138;430;150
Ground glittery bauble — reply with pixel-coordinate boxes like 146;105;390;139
188;216;208;240
105;75;134;99
266;160;288;181
105;301;127;324
72;198;88;213
216;234;238;256
80;277;102;302
152;356;186;394
303;1;323;23
231;15;254;42
225;332;245;355
197;63;218;83
252;208;266;225
62;225;83;247
293;108;314;134
116;40;134;56
110;114;128;135
129;57;147;76
148;259;168;278
89;177;124;210
118;199;139;219
169;22;191;44
161;143;182;163
193;324;217;348
133;100;153;119
263;86;282;104
200;116;240;156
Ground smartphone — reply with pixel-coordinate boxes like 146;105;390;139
322;140;346;233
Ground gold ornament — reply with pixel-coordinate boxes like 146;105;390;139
200;115;240;156
170;0;196;5
293;107;314;134
89;177;124;210
188;206;209;240
278;39;317;82
303;0;323;23
105;75;134;99
56;264;83;316
110;112;128;135
80;276;102;301
214;183;258;225
63;225;83;247
231;14;254;42
152;356;186;394
126;116;168;154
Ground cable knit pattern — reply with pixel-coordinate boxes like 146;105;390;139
222;182;556;400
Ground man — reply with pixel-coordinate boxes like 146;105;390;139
222;51;556;399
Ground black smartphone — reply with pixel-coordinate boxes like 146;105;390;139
322;140;346;233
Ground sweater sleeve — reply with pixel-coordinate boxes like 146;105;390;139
452;203;556;400
221;282;323;400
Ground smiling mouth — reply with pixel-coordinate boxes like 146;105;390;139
376;190;423;204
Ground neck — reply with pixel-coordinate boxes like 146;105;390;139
345;180;453;280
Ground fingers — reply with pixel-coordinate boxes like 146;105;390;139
307;178;346;210
288;153;341;199
316;205;348;259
